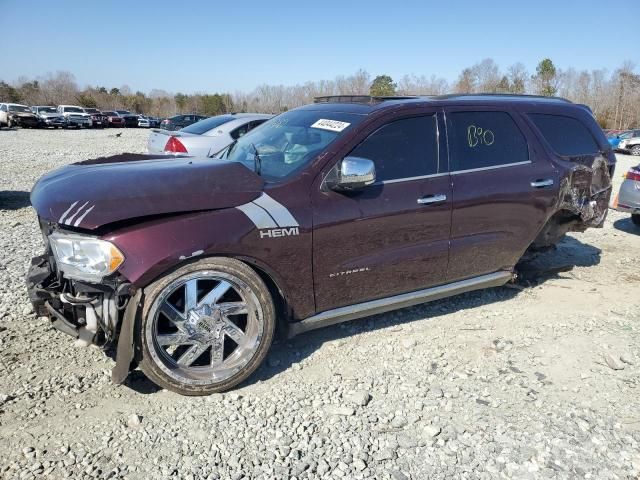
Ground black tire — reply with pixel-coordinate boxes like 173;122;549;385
137;257;275;396
631;145;640;156
632;214;640;227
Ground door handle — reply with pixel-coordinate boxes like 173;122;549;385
530;179;554;188
417;194;447;205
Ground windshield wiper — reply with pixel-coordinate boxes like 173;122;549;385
215;139;237;159
251;143;262;175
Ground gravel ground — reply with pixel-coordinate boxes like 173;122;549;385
0;128;639;480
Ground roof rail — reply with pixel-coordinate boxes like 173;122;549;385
431;93;572;103
313;95;420;104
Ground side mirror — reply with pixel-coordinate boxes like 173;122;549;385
326;156;376;191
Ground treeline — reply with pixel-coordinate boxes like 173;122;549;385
1;58;639;128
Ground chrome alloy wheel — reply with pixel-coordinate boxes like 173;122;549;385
145;271;263;385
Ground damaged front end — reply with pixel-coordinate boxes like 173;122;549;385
26;221;136;368
530;155;613;249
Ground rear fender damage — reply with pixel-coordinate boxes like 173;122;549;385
530;155;612;250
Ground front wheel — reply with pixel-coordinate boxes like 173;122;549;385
632;214;640;227
137;257;275;395
631;145;640;156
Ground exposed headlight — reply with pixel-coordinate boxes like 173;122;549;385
49;232;125;282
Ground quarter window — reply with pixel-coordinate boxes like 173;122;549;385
349;115;438;182
447;111;529;171
529;113;599;156
230;123;250;140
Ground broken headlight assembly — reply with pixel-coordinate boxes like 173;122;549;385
49;232;125;282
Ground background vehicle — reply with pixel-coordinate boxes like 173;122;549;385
159;114;207;131
137;115;151;128
147;113;272;156
607;130;629;149
101;111;125;127
614;164;640;225
57;105;92;128
147;116;161;128
617;130;640;155
115;110;139;128
83;108;107;128
27;94;614;396
31;106;66;128
0;103;39;128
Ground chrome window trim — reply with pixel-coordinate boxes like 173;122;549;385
375;161;532;184
375;172;449;185
450;160;531;176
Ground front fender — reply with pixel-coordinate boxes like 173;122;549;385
104;207;315;320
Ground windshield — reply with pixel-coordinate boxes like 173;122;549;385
38;107;57;113
219;109;364;181
64;107;84;113
182;115;236;135
84;108;99;114
116;110;130;115
103;111;116;116
9;105;31;113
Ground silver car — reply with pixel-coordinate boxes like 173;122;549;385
618;130;640;156
147;113;273;156
615;164;640;226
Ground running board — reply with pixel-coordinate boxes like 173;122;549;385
288;271;513;338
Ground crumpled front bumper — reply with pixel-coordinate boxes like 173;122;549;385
26;254;80;339
26;252;141;384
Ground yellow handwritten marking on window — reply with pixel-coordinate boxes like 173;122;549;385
467;125;495;148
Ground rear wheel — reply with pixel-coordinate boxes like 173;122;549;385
137;257;275;395
631;145;640;156
632;214;640;227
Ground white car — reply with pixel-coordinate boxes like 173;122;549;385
147;113;273;156
138;115;151;128
57;105;92;128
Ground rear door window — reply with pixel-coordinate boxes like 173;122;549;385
529;113;599;156
446;111;529;172
349;115;439;182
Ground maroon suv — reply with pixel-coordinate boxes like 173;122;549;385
27;94;614;395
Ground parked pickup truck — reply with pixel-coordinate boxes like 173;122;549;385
27;94;614;395
57;105;92;128
82;108;108;129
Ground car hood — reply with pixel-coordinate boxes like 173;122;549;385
11;112;37;117
31;155;264;230
39;112;62;118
